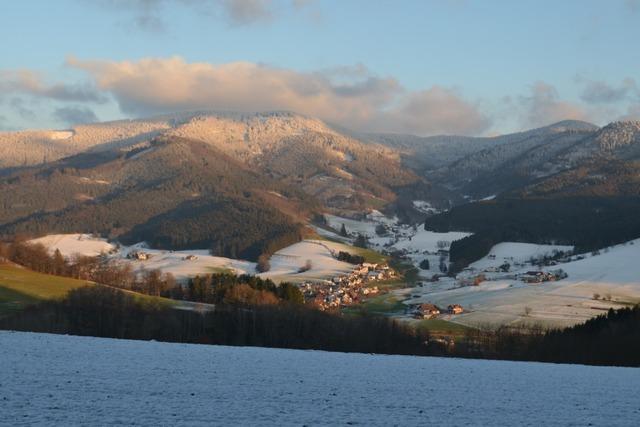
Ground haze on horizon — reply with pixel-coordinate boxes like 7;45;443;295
1;0;639;136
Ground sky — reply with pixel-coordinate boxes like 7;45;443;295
0;0;639;135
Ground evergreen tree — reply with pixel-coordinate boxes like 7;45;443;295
354;233;368;248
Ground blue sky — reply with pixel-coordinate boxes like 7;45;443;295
1;0;639;134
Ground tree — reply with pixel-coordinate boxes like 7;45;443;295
419;259;430;270
439;255;448;273
298;259;312;273
256;254;271;273
354;233;368;248
278;282;304;304
340;223;348;237
52;249;67;276
375;224;387;236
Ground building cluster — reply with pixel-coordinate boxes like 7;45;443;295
408;303;464;319
127;250;151;261
519;269;568;284
300;262;395;310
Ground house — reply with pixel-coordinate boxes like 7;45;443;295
447;304;464;315
127;250;150;260
414;303;441;319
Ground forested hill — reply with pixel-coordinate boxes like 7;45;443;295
0;137;311;260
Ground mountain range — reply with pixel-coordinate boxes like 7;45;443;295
2;111;640;262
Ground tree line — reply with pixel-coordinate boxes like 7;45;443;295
425;196;640;272
0;286;429;356
0;239;303;306
2;283;638;366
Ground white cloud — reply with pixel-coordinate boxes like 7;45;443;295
517;81;589;128
66;56;490;135
0;69;107;103
580;78;636;104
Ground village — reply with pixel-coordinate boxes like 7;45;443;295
299;262;396;311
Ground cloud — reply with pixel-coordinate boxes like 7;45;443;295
222;0;272;25
94;0;310;31
517;82;589;128
52;106;99;126
9;98;37;121
0;69;107;103
374;87;491;136
580;78;636;104
66;56;490;135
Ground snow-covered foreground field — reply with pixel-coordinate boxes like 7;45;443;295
1;332;638;426
412;240;640;328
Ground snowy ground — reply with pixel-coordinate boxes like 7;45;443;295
410;240;640;328
1;331;638;426
30;234;117;258
467;242;573;272
258;240;355;284
30;234;257;281
324;211;471;276
29;234;357;284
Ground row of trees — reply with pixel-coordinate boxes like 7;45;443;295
185;273;303;305
0;240;303;306
429;306;640;367
0;286;428;355
3;283;637;366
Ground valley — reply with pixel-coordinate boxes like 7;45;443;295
2;112;640;338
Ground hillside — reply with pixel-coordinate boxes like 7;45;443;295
0;112;422;211
0;136;312;260
1;331;639;425
412;239;640;328
366;120;598;170
0;263;91;317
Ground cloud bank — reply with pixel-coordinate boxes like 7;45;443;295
66;56;490;135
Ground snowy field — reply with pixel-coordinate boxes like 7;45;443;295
324;211;471;276
30;234;117;258
1;332;638;426
411;240;640;328
468;242;573;271
30;234;257;281
29;234;356;284
259;240;355;284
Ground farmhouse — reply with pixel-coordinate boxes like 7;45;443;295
447;304;464;315
521;269;568;284
127;250;150;261
414;303;441;319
